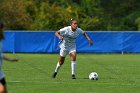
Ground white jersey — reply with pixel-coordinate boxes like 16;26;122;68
0;42;4;80
58;26;85;50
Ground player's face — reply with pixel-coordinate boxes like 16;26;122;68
71;20;78;31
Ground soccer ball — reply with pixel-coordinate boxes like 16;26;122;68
89;72;99;80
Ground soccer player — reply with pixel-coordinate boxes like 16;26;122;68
0;22;18;93
52;19;93;79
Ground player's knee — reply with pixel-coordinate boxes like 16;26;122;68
70;54;76;61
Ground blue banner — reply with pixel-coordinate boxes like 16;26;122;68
2;31;140;53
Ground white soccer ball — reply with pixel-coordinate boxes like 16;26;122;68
89;72;99;80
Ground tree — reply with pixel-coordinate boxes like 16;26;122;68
0;0;140;31
0;0;30;30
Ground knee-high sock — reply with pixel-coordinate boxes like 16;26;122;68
55;62;61;72
71;61;76;75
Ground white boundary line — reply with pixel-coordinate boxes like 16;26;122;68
8;80;21;83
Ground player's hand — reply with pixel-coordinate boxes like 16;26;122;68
58;36;63;40
88;40;93;46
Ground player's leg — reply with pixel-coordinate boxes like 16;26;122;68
52;49;68;78
52;56;65;78
69;51;76;79
0;78;7;93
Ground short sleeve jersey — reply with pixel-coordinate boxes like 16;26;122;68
58;26;85;49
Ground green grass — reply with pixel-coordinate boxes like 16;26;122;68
2;53;140;93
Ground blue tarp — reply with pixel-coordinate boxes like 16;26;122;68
2;31;140;53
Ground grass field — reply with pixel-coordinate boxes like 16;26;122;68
2;53;140;93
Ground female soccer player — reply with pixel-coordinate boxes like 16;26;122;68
0;22;18;93
52;19;93;79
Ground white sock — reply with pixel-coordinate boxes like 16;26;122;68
71;61;76;75
55;62;61;72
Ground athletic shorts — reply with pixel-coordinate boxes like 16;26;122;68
60;47;76;57
0;78;6;85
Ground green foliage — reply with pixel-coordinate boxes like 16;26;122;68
0;0;30;30
0;0;140;31
122;11;140;31
80;17;101;31
136;17;140;31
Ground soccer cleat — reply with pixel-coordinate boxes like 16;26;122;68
52;72;57;78
72;74;76;79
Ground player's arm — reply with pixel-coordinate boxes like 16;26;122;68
83;32;93;46
3;55;18;62
55;31;63;40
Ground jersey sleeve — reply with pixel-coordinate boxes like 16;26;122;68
78;28;85;34
58;27;67;36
